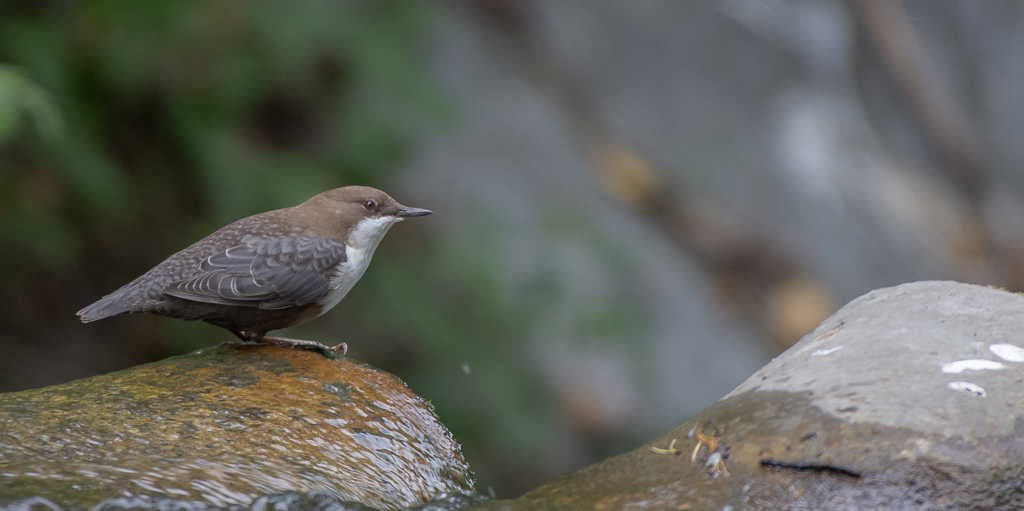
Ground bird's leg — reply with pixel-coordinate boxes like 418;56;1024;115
260;335;348;356
218;329;256;346
262;336;326;349
224;328;347;355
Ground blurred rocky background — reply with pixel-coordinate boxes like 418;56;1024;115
2;0;1023;500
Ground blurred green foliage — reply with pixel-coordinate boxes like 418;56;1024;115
0;64;62;141
0;0;438;272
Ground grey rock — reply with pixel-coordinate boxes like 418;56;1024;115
729;280;1024;438
471;281;1024;510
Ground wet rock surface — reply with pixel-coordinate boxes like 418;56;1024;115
471;281;1024;510
5;281;1024;510
0;345;474;511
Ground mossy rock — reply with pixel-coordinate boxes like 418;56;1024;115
0;345;474;510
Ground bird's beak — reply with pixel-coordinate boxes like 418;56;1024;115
396;206;432;218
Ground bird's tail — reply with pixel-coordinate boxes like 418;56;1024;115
77;283;141;322
77;298;130;322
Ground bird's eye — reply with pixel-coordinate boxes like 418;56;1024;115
362;200;377;211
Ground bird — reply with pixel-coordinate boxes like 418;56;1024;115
77;186;431;353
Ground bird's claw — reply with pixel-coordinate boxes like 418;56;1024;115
330;342;349;357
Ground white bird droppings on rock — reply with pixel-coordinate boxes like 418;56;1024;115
811;346;843;357
989;343;1024;363
940;359;1006;374
947;381;986;398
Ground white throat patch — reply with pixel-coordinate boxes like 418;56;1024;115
318;215;402;315
346;216;402;250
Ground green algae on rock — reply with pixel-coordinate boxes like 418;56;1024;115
0;345;474;511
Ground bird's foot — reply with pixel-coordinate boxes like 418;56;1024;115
262;336;348;357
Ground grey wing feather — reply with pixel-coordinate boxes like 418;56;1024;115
163;236;348;309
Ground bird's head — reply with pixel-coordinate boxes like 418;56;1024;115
299;186;432;248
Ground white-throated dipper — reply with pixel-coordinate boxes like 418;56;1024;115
77;186;431;353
